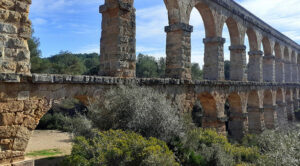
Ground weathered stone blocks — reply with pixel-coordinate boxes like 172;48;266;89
0;0;31;76
99;0;136;78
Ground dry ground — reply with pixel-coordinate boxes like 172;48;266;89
25;130;72;165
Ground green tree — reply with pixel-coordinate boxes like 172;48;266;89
191;63;203;80
47;51;87;75
136;54;159;78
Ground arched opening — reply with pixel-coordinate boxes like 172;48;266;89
223;17;246;81
275;43;284;83
198;93;225;133
247;91;263;133
276;88;286;127
226;93;245;140
291;51;298;82
262;37;275;82
246;28;262;82
191;100;203;127
263;90;276;129
285;89;294;121
284;47;291;82
136;0;168;78
189;8;205;80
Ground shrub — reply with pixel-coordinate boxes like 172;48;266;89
243;130;300;166
172;128;260;166
62;130;179;166
87;86;183;142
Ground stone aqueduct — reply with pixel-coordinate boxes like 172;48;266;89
0;0;300;165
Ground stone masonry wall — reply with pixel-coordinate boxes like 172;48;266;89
0;74;299;164
0;0;31;76
99;0;136;78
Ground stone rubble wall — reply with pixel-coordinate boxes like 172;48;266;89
0;0;31;76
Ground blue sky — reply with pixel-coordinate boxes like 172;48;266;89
29;0;300;67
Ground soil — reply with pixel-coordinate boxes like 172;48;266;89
24;130;73;166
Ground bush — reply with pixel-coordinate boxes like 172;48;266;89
243;130;300;166
171;128;260;166
87;86;183;142
62;130;179;166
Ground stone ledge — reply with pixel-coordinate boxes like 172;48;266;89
165;23;193;33
229;45;246;51
0;74;20;82
203;37;226;44
0;73;300;87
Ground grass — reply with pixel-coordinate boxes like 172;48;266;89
26;149;63;157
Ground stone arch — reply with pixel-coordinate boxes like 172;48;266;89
225;17;241;45
262;37;273;55
291;51;298;82
274;43;283;59
246;28;260;51
187;2;217;37
284;47;290;61
263;90;276;129
247;90;264;133
164;0;180;24
276;88;286;126
285;89;294;121
284;47;291;82
275;43;284;82
226;93;245;140
198;92;225;133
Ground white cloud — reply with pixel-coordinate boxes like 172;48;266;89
239;0;300;43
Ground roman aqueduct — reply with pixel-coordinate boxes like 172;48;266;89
0;0;300;165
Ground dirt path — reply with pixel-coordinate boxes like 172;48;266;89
25;130;72;160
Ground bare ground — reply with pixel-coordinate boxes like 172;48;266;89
25;130;72;161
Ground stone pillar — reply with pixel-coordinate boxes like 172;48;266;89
99;0;136;78
284;61;292;82
228;112;248;140
203;37;225;81
165;23;193;79
275;58;285;83
263;105;277;129
286;101;295;122
292;62;298;82
263;55;275;82
0;0;32;76
276;102;288;127
248;51;263;82
229;45;247;81
247;106;265;134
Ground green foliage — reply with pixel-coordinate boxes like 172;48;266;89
191;63;203;80
136;54;165;78
87;86;183;142
62;130;179;166
171;128;260;166
26;149;62;157
242;129;300;166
